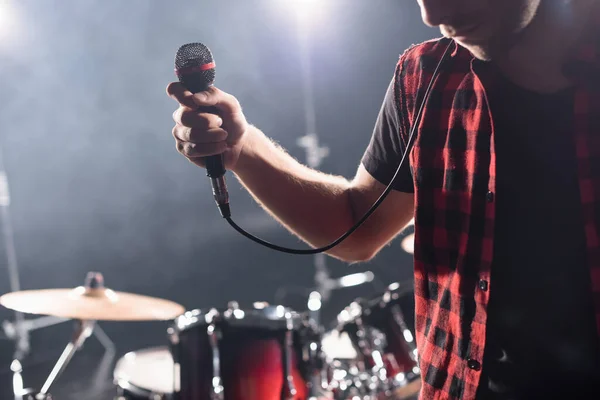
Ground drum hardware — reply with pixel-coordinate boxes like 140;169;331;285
207;317;224;400
168;302;328;400
0;272;185;321
38;319;95;397
325;281;422;400
114;346;175;400
282;312;298;400
0;271;186;399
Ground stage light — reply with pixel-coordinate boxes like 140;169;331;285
307;291;322;311
338;271;374;288
274;0;329;29
0;0;20;49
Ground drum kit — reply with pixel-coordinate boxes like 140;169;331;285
0;272;422;400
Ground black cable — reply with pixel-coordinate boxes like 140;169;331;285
225;40;454;255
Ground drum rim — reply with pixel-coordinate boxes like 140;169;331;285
172;305;303;332
335;281;414;326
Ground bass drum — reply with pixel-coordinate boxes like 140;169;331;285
114;346;175;399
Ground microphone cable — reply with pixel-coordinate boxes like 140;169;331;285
223;40;454;255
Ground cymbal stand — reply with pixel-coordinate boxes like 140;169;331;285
38;319;94;396
295;23;376;327
10;273;116;400
0;142;74;361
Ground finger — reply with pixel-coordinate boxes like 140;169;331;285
175;139;228;158
166;82;198;109
190;86;241;116
172;107;223;129
173;126;228;144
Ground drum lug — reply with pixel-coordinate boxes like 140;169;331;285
167;327;179;345
281;312;297;400
207;320;224;400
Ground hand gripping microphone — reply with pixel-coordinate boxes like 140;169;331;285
175;43;230;218
173;40;453;254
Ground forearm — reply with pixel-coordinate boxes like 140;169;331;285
232;126;363;260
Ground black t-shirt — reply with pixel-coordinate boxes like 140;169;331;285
362;79;415;193
362;75;600;398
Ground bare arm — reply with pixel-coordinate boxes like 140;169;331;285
233;126;414;262
167;83;414;262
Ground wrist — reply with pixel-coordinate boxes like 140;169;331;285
231;125;261;175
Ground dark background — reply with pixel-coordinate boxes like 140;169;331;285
0;1;435;398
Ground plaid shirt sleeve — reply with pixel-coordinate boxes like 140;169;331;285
361;75;415;192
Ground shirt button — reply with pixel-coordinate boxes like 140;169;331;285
478;280;488;291
486;191;495;202
467;358;481;371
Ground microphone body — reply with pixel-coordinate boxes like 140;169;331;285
175;43;230;217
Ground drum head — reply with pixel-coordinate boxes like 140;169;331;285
321;330;357;360
114;346;174;395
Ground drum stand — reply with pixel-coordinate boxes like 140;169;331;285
9;275;116;400
0;139;116;397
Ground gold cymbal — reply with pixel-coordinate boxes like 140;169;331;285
0;286;185;321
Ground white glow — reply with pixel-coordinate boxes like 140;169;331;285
338;309;350;322
338;272;374;288
276;305;285;318
0;0;20;49
12;373;23;395
371;350;384;368
332;369;347;381
307;291;322;311
401;233;415;255
274;0;329;29
233;309;245;319
253;302;268;310
403;329;414;343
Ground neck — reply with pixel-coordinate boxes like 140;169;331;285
494;1;596;93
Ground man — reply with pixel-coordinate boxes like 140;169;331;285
167;1;600;398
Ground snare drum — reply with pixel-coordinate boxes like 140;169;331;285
169;302;325;400
330;282;421;399
114;346;174;399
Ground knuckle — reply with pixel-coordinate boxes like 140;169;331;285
185;127;198;142
172;107;185;124
179;110;196;127
166;82;179;96
182;142;195;156
172;125;188;141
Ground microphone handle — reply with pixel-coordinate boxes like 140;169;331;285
193;104;230;217
197;105;226;179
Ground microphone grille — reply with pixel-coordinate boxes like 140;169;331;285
175;42;216;93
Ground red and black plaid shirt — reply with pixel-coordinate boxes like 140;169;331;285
395;26;600;400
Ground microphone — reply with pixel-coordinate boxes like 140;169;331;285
175;43;230;218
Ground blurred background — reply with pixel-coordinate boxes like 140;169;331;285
0;0;435;398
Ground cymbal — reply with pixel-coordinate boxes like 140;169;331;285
0;287;185;321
